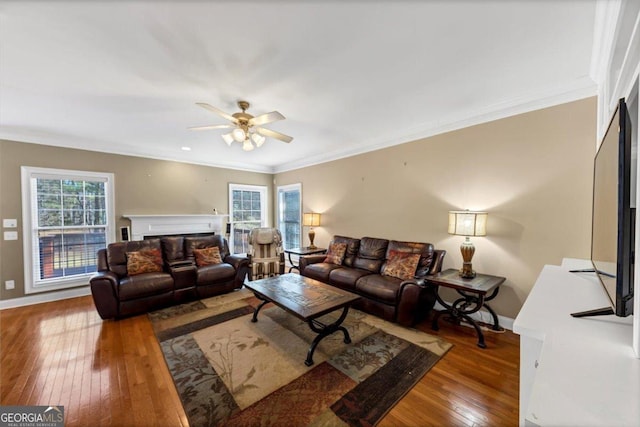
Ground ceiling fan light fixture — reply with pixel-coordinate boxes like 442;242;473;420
251;133;266;147
222;132;234;146
242;140;254;151
232;128;246;142
193;100;293;151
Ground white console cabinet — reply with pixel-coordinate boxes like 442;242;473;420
513;259;639;426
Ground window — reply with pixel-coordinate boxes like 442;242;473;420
277;183;301;249
228;183;267;254
21;167;115;294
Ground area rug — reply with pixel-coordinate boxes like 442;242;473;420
149;288;452;426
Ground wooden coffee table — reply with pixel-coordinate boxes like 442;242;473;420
243;273;360;366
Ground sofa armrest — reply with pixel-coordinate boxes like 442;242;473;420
89;271;120;320
396;276;438;326
224;254;250;270
299;254;326;272
223;254;250;287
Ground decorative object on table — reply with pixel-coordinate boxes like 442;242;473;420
148;288;451;427
448;210;488;278
190;100;293;151
303;212;321;248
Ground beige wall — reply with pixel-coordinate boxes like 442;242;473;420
0;140;271;300
275;97;596;319
0;97;596;317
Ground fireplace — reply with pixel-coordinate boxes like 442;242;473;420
122;214;228;241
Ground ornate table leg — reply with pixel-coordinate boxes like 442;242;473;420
304;306;352;366
250;293;271;323
288;252;297;273
432;290;488;348
483;287;502;331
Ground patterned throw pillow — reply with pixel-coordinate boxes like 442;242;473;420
193;246;223;267
126;249;163;275
324;242;347;265
382;250;421;280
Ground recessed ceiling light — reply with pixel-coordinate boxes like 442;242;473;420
181;146;191;151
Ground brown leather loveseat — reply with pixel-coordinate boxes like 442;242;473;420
90;234;249;319
299;235;445;326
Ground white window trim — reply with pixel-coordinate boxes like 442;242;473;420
277;183;302;249
21;166;116;294
228;183;268;254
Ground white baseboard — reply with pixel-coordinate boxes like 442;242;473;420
0;286;91;310
434;300;515;331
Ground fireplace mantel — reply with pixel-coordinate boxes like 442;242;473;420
123;214;228;241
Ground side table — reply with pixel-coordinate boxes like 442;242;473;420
284;247;327;273
427;268;505;348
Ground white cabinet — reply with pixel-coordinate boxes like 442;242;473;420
513;260;639;426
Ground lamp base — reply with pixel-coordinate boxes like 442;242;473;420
459;237;476;279
459;263;476;279
308;228;316;249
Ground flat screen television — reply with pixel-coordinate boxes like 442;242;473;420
572;98;635;317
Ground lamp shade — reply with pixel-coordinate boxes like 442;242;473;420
303;212;321;227
448;211;487;236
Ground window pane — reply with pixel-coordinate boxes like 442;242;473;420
33;175;109;284
38;193;61;210
85;210;106;226
85;181;105;196
62;180;83;195
38;228;106;280
63;195;83;210
38;210;61;227
277;185;301;250
229;185;266;254
37;179;61;195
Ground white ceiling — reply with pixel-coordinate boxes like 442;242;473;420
0;1;598;173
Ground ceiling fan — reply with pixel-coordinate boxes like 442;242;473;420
190;100;293;151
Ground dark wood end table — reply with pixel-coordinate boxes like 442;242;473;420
427;268;506;349
284;247;327;273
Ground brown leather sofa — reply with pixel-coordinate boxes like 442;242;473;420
90;234;249;319
299;235;445;326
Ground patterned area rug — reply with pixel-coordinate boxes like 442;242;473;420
149;288;452;426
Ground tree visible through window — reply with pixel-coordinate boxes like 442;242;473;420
229;184;267;254
22;167;115;293
277;184;301;250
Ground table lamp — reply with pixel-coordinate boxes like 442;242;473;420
303;212;321;248
448;210;488;278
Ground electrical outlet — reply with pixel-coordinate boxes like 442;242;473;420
5;280;15;290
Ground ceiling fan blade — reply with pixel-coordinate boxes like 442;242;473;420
188;124;233;131
249;111;285;127
196;103;238;123
256;127;293;143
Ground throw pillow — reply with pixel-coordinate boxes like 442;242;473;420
324;242;347;265
126;249;163;275
193;246;223;267
382;250;421;280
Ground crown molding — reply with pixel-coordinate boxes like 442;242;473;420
274;77;597;174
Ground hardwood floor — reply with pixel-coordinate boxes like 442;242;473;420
0;295;519;426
